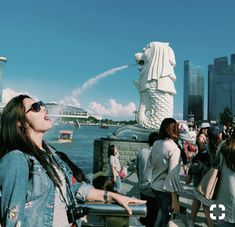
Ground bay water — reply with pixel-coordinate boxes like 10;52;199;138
44;124;118;178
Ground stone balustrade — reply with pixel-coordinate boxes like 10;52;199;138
93;138;148;174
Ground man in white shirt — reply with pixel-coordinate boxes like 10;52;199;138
136;132;159;227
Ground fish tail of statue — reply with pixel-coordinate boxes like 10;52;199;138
137;90;173;130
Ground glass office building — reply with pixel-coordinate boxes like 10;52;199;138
183;60;204;122
0;56;7;104
208;54;235;122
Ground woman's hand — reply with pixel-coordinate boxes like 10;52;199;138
171;192;180;214
171;199;180;214
86;189;146;215
110;192;146;215
113;176;116;182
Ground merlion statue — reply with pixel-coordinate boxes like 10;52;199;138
134;41;177;130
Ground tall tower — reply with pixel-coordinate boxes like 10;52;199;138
208;54;235;122
183;60;204;122
0;56;7;104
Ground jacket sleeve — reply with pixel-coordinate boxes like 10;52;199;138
0;151;29;227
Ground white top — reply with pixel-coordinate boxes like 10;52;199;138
149;139;182;192
109;155;121;176
53;166;70;227
136;147;155;197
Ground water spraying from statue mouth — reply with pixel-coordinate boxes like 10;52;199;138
49;65;129;120
69;65;129;99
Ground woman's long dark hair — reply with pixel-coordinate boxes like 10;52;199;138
108;145;115;157
159;118;179;140
0;95;61;186
56;151;89;183
222;128;235;172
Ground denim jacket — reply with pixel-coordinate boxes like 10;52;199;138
0;149;93;227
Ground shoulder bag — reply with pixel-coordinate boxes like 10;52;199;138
195;146;224;200
118;169;126;180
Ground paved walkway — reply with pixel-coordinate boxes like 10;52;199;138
121;170;208;227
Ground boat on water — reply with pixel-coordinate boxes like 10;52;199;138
58;130;73;143
100;123;109;129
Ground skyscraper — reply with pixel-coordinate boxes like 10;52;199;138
208;54;235;122
183;60;204;122
0;56;7;104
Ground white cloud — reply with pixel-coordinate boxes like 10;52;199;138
2;88;137;120
58;65;129;108
2;88;38;105
88;99;136;120
58;96;81;108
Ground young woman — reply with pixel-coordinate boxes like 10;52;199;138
149;118;182;226
196;122;210;154
108;145;122;193
0;95;145;227
187;123;214;227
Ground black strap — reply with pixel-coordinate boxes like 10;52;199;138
48;151;78;210
23;153;34;180
212;143;224;169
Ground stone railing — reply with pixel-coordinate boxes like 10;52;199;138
93;138;148;174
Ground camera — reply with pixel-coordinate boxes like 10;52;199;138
67;205;89;223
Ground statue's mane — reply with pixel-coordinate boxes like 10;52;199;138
141;42;176;82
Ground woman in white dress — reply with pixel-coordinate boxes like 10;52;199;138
108;145;122;193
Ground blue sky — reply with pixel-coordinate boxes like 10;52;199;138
0;0;235;120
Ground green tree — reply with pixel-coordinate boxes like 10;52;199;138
219;107;233;126
88;116;99;123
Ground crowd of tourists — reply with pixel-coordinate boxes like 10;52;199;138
136;118;235;227
0;94;234;227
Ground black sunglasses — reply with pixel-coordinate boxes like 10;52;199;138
26;101;45;113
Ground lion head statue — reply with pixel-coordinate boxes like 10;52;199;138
135;41;177;95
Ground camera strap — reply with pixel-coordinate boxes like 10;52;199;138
48;147;89;224
49;155;80;225
49;153;77;209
